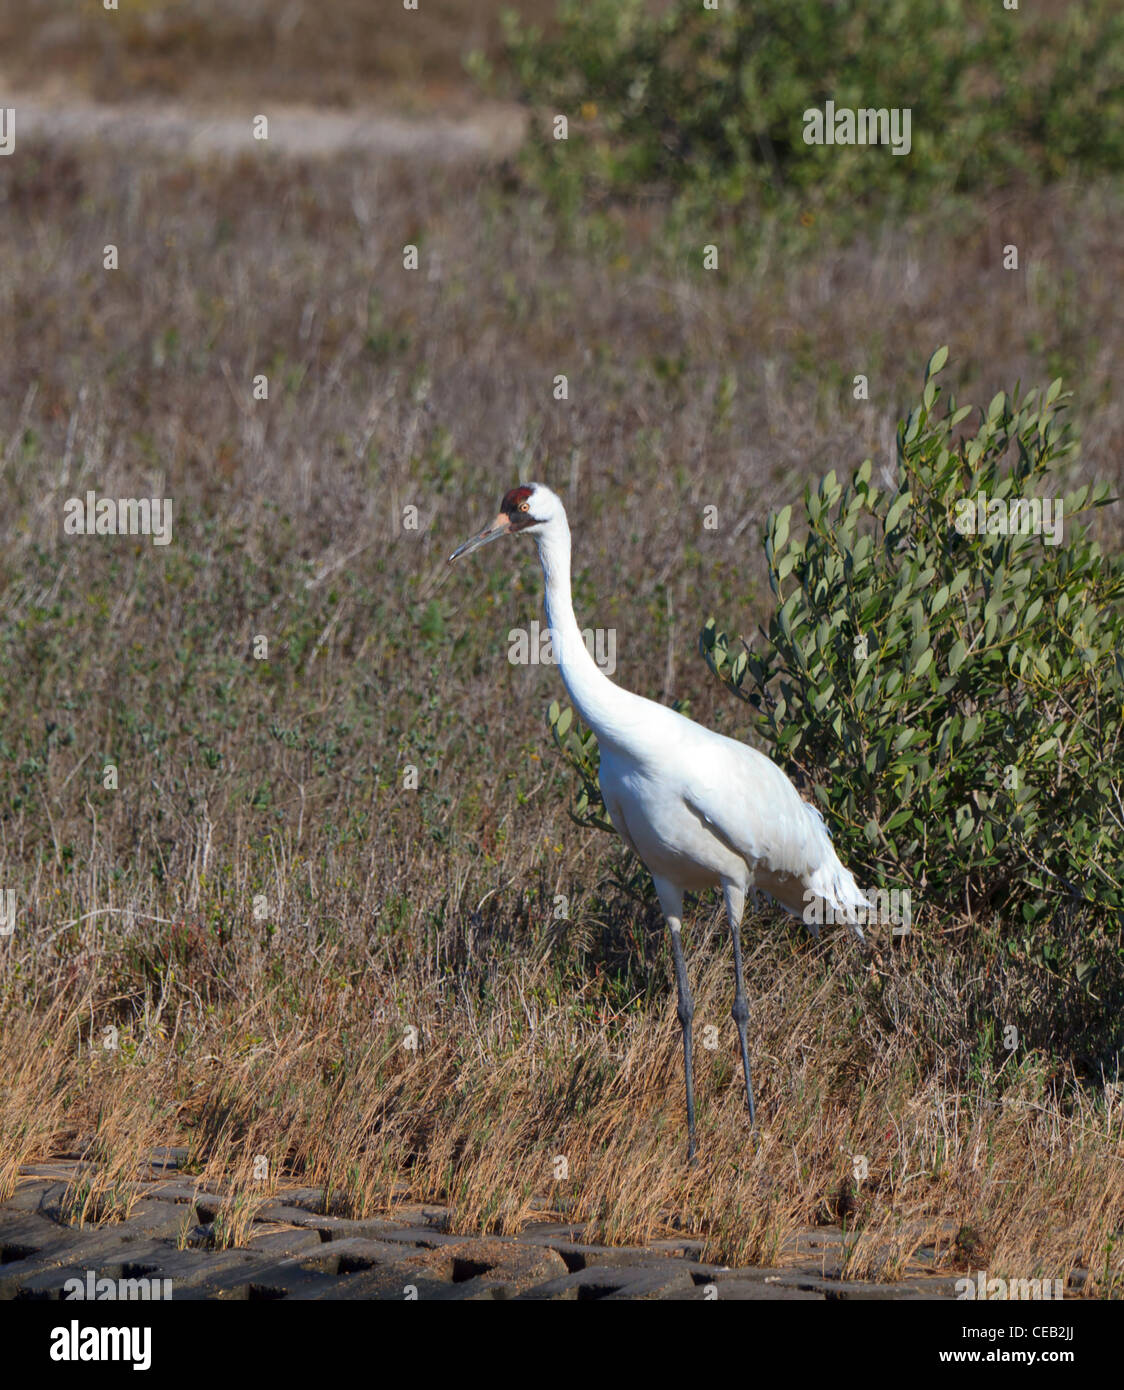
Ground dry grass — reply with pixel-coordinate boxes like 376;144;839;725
0;8;1121;1292
0;0;559;110
5;931;1123;1287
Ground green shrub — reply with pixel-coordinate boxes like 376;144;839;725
503;0;1124;212
701;350;1123;928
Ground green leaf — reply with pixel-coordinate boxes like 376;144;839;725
885;492;912;533
772;505;791;553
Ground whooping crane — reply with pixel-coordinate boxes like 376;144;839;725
450;483;868;1160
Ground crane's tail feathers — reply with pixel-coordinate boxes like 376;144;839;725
803;803;868;943
807;858;868;942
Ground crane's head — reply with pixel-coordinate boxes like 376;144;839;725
448;482;563;562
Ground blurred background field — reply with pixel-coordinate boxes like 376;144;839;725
0;1;1121;1285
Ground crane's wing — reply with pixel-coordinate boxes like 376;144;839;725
682;734;868;932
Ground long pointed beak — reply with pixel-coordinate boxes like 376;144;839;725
449;512;510;562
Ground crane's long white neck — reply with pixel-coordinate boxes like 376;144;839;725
535;514;632;745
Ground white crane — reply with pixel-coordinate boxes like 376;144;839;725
450;483;868;1160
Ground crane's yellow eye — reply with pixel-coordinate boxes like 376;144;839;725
519;502;530;512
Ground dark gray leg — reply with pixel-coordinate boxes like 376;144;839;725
669;924;696;1163
724;883;756;1130
655;878;695;1163
729;918;756;1128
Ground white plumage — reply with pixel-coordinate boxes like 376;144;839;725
451;482;867;1159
